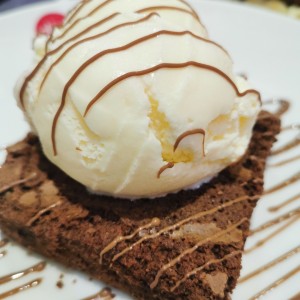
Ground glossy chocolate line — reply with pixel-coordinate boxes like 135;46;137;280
263;99;290;117
26;201;62;227
21;13;157;110
271;138;300;156
0;278;42;299
40;13;158;91
67;0;91;24
248;265;300;300
171;250;242;292
264;172;300;195
240;245;300;283
84;62;260;117
52;11;119;53
51;33;233;156
136;6;199;22
51;0;115;44
0;262;46;285
110;195;258;264
157;162;174;178
46;12;119;57
82;287;115;300
249;207;300;235
99;217;161;264
269;154;300;167
150;218;248;289
174;129;206;155
178;0;201;20
0;173;37;195
0;239;8;248
282;124;300;132
0;251;7;259
244;216;299;254
269;192;300;212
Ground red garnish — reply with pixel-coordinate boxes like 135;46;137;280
36;13;65;35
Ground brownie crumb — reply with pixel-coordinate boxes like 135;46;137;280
56;280;64;289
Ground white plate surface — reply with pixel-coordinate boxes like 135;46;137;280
0;0;300;299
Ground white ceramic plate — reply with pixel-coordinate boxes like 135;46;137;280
0;1;300;299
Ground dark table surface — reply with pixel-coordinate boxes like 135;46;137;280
0;0;52;13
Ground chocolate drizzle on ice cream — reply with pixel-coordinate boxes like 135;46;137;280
17;0;261;198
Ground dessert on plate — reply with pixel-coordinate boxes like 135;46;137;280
0;0;280;299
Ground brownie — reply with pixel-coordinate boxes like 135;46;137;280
0;111;280;300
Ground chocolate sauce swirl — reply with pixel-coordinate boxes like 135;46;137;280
51;0;115;44
157;162;174;178
50;32;238;155
174;128;206;155
136;6;199;21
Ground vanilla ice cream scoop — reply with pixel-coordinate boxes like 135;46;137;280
17;0;261;199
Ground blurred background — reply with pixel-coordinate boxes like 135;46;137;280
0;0;299;18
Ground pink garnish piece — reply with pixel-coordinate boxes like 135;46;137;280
36;13;65;35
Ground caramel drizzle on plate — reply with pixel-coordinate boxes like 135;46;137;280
248;265;300;300
245;216;299;254
99;217;161;264
26;201;62;227
271;138;300;156
82;287;115;300
0;173;37;194
171;250;242;292
263;171;300;195
268;192;300;212
0;278;42;299
249;207;300;235
269;154;300;167
282;124;300;132
263;99;290;117
270;122;300;157
240;245;300;284
150;218;248;289
0;262;46;285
